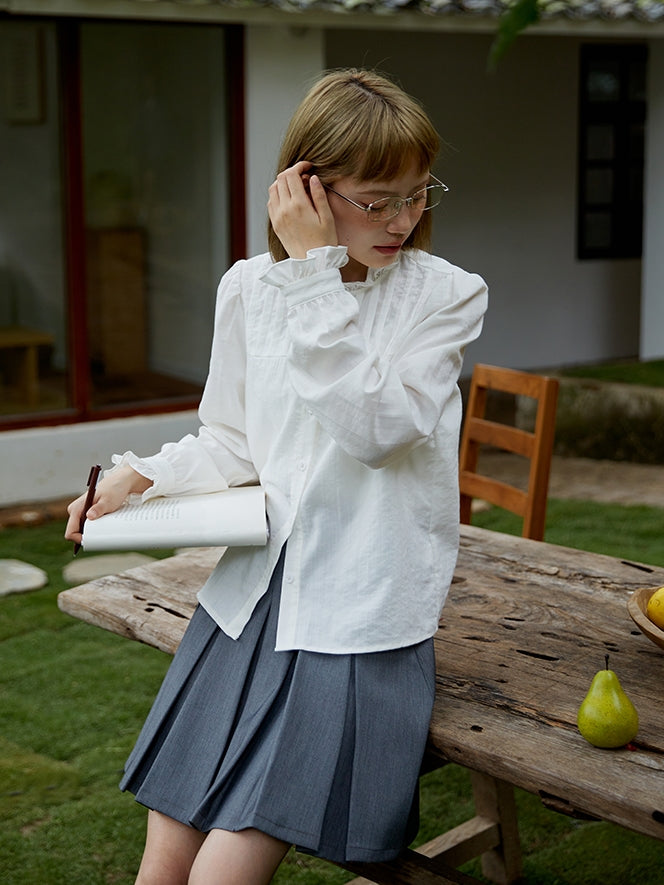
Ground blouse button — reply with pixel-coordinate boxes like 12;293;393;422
298;461;307;472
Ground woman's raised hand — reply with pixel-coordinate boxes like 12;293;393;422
268;161;337;259
64;466;153;545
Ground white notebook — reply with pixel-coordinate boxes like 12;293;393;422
81;486;268;551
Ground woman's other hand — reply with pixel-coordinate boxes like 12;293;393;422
64;466;153;544
267;161;337;259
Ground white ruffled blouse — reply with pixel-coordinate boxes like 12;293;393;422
113;246;487;653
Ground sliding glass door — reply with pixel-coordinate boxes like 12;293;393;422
1;17;241;428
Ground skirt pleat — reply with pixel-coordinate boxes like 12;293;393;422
120;548;436;863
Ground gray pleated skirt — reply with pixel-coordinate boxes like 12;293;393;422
120;548;436;863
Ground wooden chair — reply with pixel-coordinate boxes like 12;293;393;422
459;363;560;542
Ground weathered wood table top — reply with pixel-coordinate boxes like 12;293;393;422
58;525;664;845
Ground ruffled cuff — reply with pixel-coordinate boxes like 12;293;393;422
109;451;176;502
260;245;348;288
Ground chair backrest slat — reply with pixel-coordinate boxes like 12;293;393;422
459;364;559;541
459;470;529;516
466;417;536;459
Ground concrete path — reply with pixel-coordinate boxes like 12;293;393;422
479;453;664;508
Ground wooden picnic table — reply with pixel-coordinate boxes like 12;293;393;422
58;526;664;884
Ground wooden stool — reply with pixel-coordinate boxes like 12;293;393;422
0;326;54;406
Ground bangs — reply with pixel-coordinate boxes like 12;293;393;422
319;99;439;185
351;109;438;184
354;137;433;185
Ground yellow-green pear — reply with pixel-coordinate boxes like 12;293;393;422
577;656;639;749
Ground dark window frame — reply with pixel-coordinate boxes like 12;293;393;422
577;43;647;261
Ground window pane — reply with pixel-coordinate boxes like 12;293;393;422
586;63;620;102
585;168;613;204
586;125;615;161
80;22;229;410
0;22;70;420
584;212;612;250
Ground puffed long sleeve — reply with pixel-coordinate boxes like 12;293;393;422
262;247;487;468
112;262;259;500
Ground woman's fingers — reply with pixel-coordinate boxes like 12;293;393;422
64;493;90;542
308;175;334;221
64;468;153;541
271;165;312;208
268;165;337;258
64;485;113;541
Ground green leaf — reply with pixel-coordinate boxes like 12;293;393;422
488;0;541;71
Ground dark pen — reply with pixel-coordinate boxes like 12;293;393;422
73;464;102;555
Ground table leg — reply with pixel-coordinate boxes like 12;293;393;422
468;771;522;885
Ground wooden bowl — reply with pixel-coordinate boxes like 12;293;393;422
627;587;664;651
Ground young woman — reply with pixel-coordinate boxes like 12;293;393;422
66;68;488;885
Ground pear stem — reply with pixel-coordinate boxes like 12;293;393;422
605;653;610;670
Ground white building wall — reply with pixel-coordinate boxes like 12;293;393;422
0;411;200;506
245;25;325;256
326;29;642;372
642;39;664;360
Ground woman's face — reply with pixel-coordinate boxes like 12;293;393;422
325;161;430;283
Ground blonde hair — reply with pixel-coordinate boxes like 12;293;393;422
268;68;440;262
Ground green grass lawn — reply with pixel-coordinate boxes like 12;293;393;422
1;503;664;884
560;358;664;388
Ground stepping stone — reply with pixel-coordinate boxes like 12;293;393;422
0;559;48;596
63;553;157;585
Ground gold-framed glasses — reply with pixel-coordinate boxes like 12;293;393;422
323;175;448;223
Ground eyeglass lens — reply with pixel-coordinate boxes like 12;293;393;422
368;184;445;221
